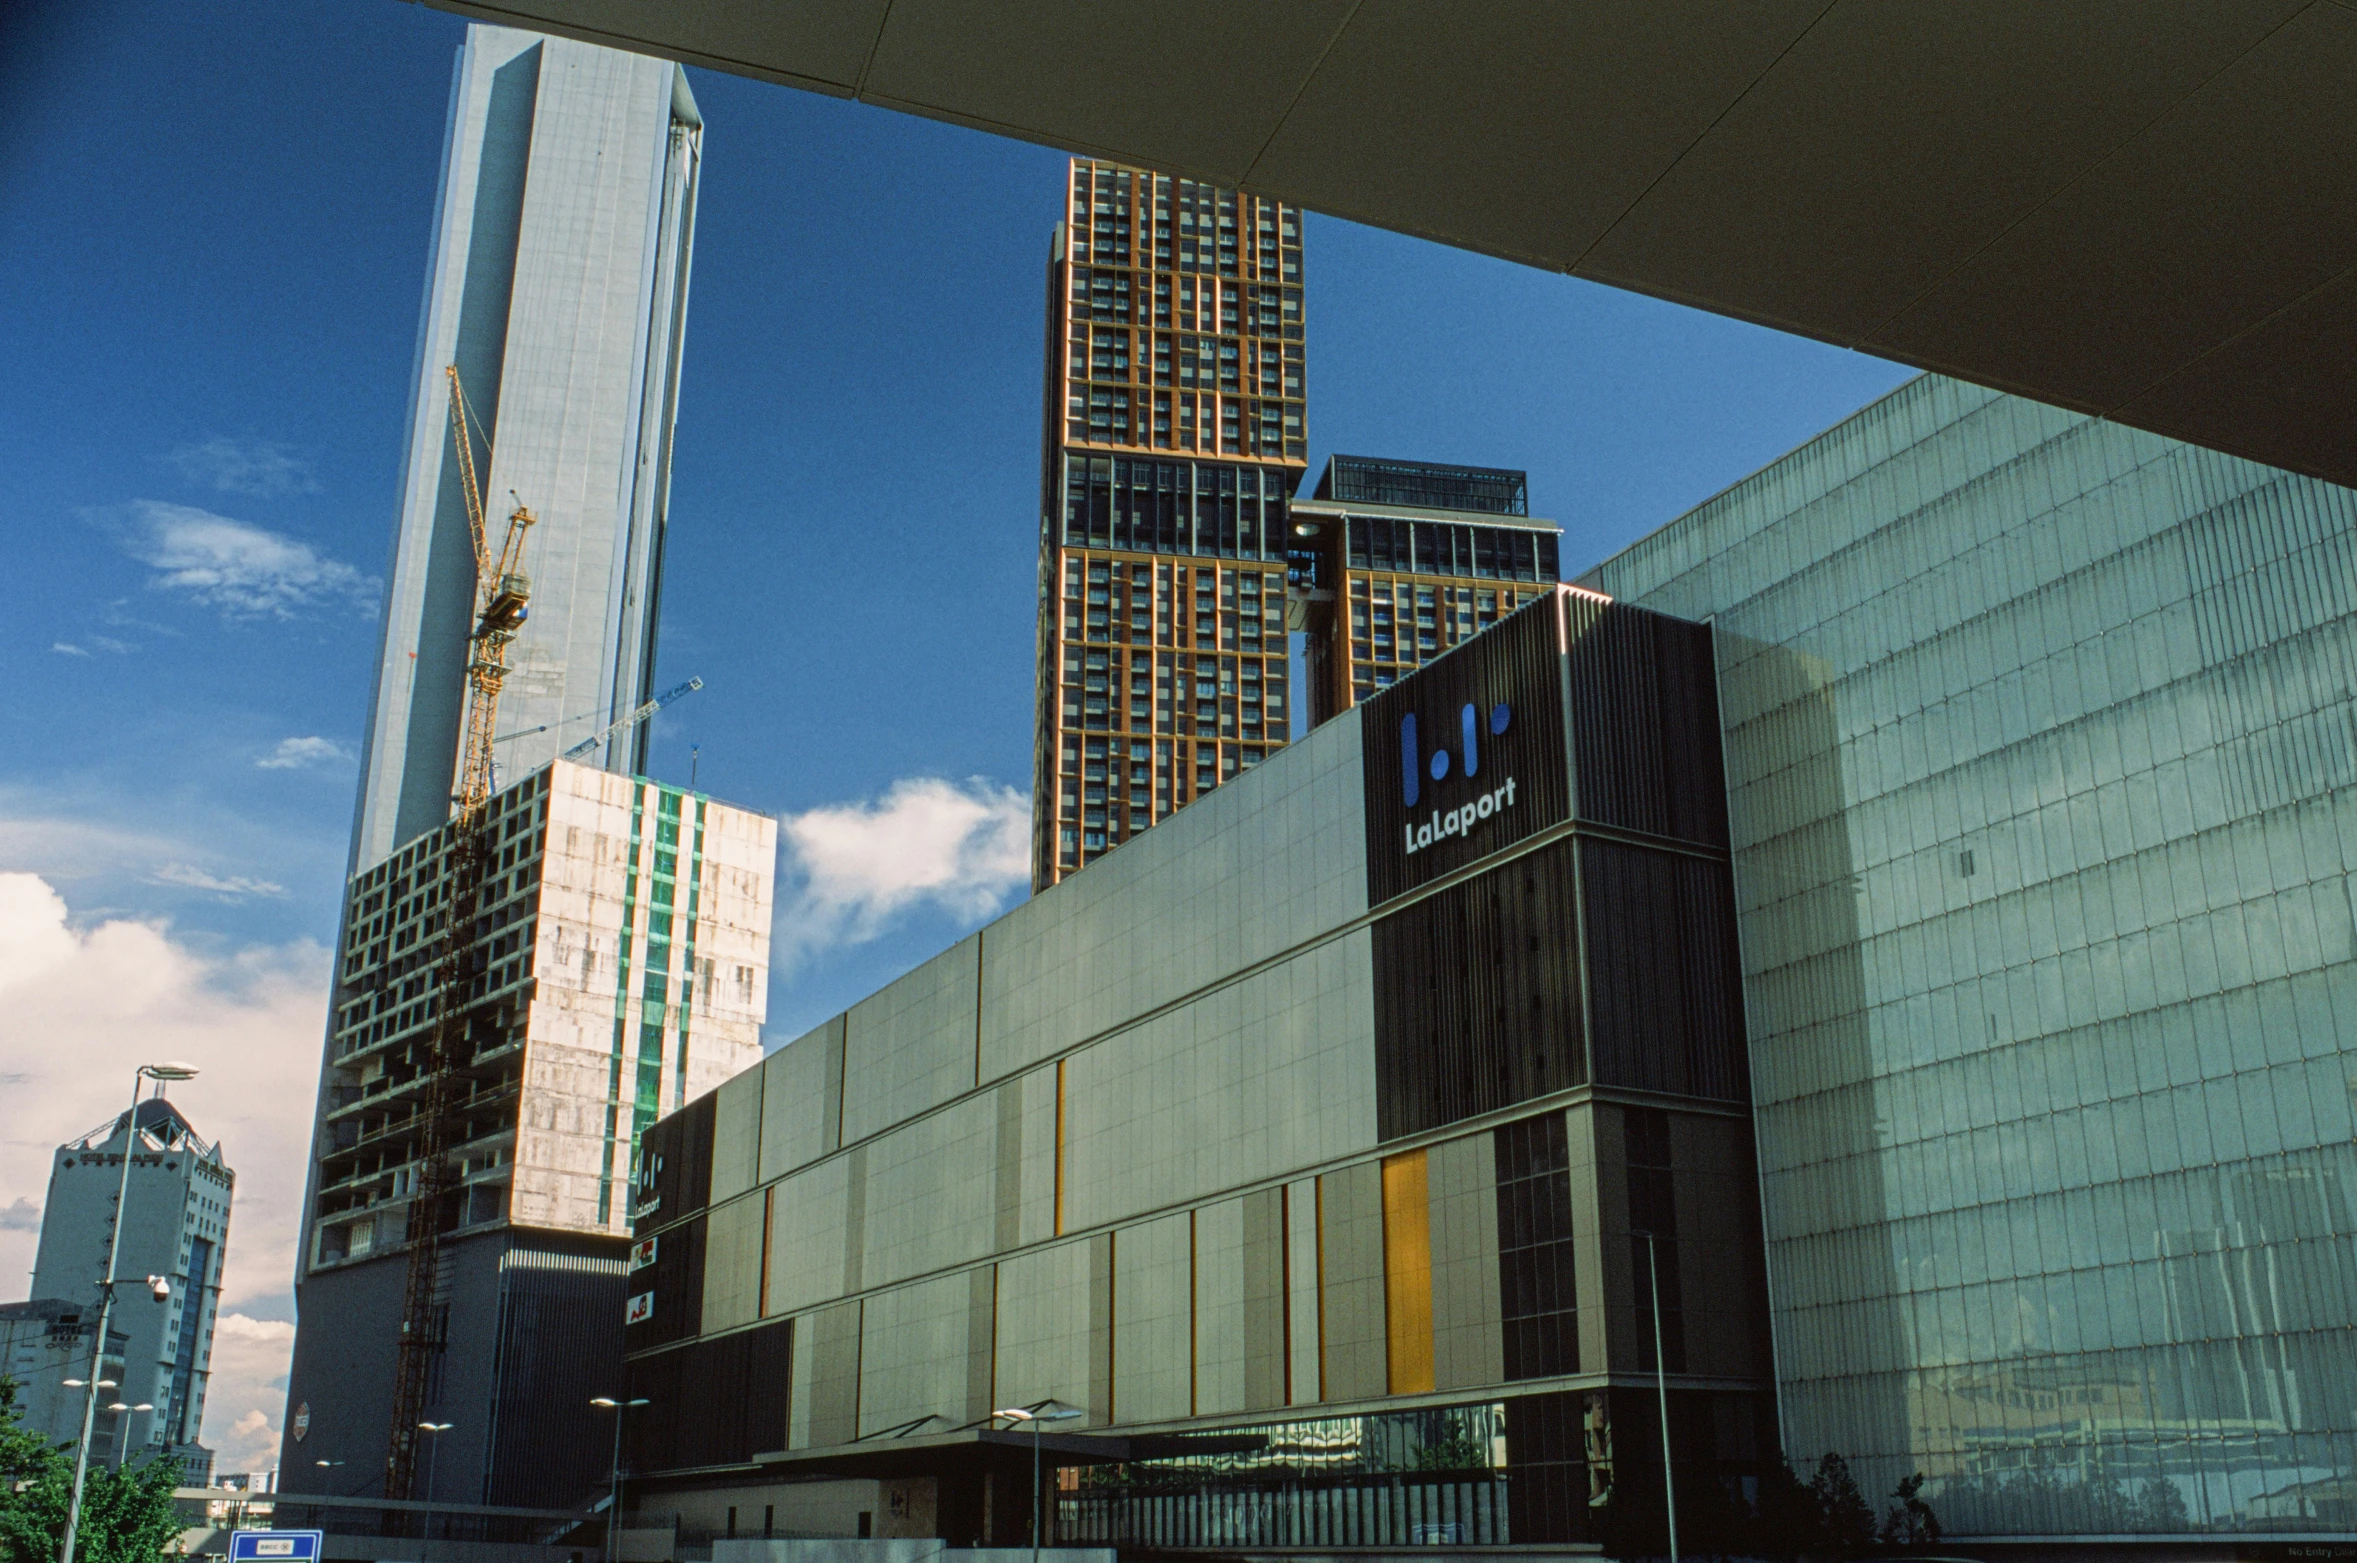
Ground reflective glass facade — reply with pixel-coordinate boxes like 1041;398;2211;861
1587;374;2357;1535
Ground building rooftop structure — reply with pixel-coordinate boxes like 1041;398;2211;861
1311;453;1530;517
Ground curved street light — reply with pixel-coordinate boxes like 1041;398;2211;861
591;1397;650;1563
60;1061;197;1563
417;1422;453;1563
104;1402;155;1469
992;1403;1082;1563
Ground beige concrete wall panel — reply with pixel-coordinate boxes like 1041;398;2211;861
965;1265;997;1423
978;716;1367;1081
1585;1107;1635;1374
1087;1232;1114;1425
759;1018;845;1183
843;934;982;1143
1285;1177;1321;1405
710;1067;765;1203
701;1189;768;1333
857;1273;972;1436
1318;1161;1387;1403
1240;1188;1287;1411
1112;1212;1192;1426
993;1080;1023;1252
764;1156;851;1319
1192;1198;1245;1416
1427;1131;1504;1391
1564;1107;1609;1377
805;1300;863;1449
842;1145;867;1294
1016;1066;1059;1248
859;1093;996;1290
992;1241;1093;1423
1061;931;1377;1234
788;1313;815;1449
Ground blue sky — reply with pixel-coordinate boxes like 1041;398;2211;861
0;0;1913;1472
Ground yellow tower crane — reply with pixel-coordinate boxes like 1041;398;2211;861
384;366;537;1502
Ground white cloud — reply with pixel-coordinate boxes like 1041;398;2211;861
171;437;320;498
0;871;328;1473
256;736;353;771
0;1196;39;1232
149;863;286;898
114;501;374;619
52;641;89;657
90;636;134;655
205;1313;298;1477
774;777;1029;964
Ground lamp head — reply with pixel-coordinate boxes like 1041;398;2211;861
142;1063;199;1082
591;1397;617;1408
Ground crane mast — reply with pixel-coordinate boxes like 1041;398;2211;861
383;367;536;1502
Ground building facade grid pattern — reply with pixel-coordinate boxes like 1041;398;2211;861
1587;373;2357;1535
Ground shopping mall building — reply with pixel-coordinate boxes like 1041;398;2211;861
622;376;2357;1551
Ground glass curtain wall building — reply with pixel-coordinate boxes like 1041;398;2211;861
1585;373;2357;1536
1032;159;1309;890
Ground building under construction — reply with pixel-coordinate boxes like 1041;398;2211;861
282;21;726;1511
282;759;773;1506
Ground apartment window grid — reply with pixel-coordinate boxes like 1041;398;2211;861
1048;544;1289;874
1061;161;1305;465
1039;159;1306;889
1587;373;2357;1536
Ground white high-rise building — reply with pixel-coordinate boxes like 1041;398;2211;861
350;24;701;871
12;1098;233;1483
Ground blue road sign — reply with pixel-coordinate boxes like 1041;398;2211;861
230;1531;325;1563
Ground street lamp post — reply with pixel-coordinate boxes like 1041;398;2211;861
992;1403;1081;1563
1637;1230;1678;1563
590;1397;648;1563
60;1060;196;1563
417;1423;452;1563
104;1402;154;1469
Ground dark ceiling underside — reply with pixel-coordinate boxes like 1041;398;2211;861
415;0;2357;490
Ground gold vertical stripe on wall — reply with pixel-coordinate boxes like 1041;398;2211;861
1053;1058;1068;1235
1381;1149;1435;1395
1278;1184;1293;1405
1188;1208;1200;1417
1313;1175;1328;1403
757;1185;774;1318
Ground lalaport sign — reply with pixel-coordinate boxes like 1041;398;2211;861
1398;702;1516;856
1359;592;1570;905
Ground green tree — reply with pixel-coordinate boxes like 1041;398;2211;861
0;1378;187;1563
1879;1471;1942;1549
1811;1452;1878;1551
2138;1474;2191;1529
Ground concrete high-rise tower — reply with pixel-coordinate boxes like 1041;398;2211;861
1032;159;1308;890
6;1099;233;1484
279;25;717;1510
350;24;701;872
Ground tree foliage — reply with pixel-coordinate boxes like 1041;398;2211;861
0;1377;186;1563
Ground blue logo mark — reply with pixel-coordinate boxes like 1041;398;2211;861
1401;702;1511;808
